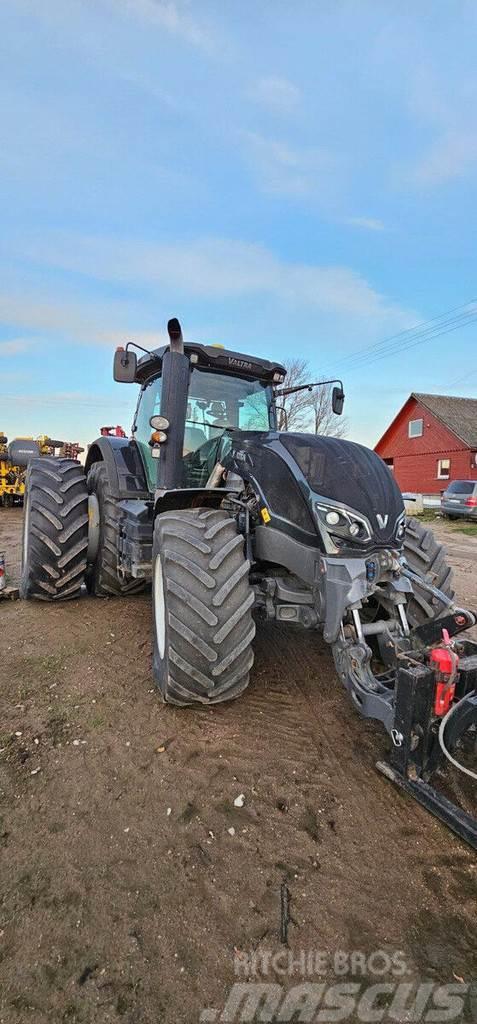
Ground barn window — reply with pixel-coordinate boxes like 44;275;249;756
408;418;423;438
437;459;451;479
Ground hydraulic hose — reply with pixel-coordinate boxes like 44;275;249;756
438;693;477;781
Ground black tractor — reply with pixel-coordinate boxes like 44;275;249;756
20;318;477;846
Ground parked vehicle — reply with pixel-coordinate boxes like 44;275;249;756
441;479;477;519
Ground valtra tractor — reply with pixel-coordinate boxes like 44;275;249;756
20;319;477;847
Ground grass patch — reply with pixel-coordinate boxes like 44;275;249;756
16;653;64;679
451;524;477;537
407;512;439;523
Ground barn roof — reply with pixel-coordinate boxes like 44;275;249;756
412;393;477;448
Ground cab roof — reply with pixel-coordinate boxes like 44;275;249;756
135;341;286;385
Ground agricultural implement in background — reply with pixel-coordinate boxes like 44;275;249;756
100;425;127;438
0;434;84;507
19;319;477;848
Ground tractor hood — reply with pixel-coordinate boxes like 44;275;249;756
279;433;404;527
226;431;404;550
279;433;404;546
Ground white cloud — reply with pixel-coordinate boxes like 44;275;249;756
13;234;411;325
116;0;216;54
405;68;477;186
250;76;301;115
0;293;164;350
345;217;385;232
410;131;477;186
0;338;32;356
239;131;337;199
14;0;217;53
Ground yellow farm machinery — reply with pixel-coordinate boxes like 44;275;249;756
0;433;84;507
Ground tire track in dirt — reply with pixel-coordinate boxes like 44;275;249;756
231;620;446;848
248;624;387;823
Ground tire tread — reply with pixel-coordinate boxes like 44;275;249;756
153;508;255;705
403;518;455;625
86;462;145;597
20;457;88;601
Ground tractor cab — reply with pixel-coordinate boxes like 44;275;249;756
114;321;286;495
131;353;281;493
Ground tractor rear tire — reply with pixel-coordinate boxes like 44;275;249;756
20;458;88;601
152;507;255;705
85;461;144;597
402;517;455;626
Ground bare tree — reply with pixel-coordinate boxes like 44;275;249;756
307;383;349;438
277;360;348;438
276;359;313;431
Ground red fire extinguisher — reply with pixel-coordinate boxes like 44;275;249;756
429;629;459;717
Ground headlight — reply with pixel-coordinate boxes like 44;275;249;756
315;502;372;546
395;513;406;543
325;510;340;526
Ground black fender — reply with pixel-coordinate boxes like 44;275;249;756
85;437;149;500
154;487;227;514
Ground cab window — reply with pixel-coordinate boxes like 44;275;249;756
133;368;273;490
185;368;273;438
181;369;273;487
133;376;162;490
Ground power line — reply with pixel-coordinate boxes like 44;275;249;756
321;298;477;377
435;368;477;390
336;307;477;373
334;299;477;369
342;309;477;374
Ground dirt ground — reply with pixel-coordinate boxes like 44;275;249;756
0;508;476;1023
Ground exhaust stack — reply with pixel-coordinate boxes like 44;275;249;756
157;317;189;493
167;318;184;354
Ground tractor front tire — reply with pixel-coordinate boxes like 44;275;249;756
85;461;144;597
20;458;88;601
402;518;455;625
152;508;255;705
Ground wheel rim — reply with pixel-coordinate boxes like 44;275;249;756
154;554;166;659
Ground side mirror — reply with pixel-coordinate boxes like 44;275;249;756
332;386;345;416
114;347;137;383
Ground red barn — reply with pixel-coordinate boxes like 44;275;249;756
375;393;477;494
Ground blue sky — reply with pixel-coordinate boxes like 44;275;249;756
1;0;477;448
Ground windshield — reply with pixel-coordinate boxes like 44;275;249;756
133;368;274;489
184;368;274;449
446;480;475;494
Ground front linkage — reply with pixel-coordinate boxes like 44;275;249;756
332;565;477;849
